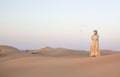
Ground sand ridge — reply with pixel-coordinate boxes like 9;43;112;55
0;45;120;77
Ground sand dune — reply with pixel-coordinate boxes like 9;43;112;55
0;45;120;77
0;45;34;61
0;45;20;58
0;54;120;77
30;47;89;57
30;47;120;57
100;50;120;55
0;45;20;53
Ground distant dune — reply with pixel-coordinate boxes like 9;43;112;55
100;50;120;55
30;47;89;57
30;47;120;57
0;45;20;56
0;45;20;52
0;45;33;60
0;45;120;77
0;45;119;58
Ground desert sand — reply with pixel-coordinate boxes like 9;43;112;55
0;45;120;77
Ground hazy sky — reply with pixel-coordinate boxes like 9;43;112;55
0;0;120;50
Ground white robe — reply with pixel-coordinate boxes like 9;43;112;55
90;34;100;57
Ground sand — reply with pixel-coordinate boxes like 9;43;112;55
0;45;120;77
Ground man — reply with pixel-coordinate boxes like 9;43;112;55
90;30;100;57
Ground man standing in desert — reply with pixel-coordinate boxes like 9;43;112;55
90;30;100;57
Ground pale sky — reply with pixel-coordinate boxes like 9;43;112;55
0;0;120;50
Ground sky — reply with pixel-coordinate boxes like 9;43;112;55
0;0;120;51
